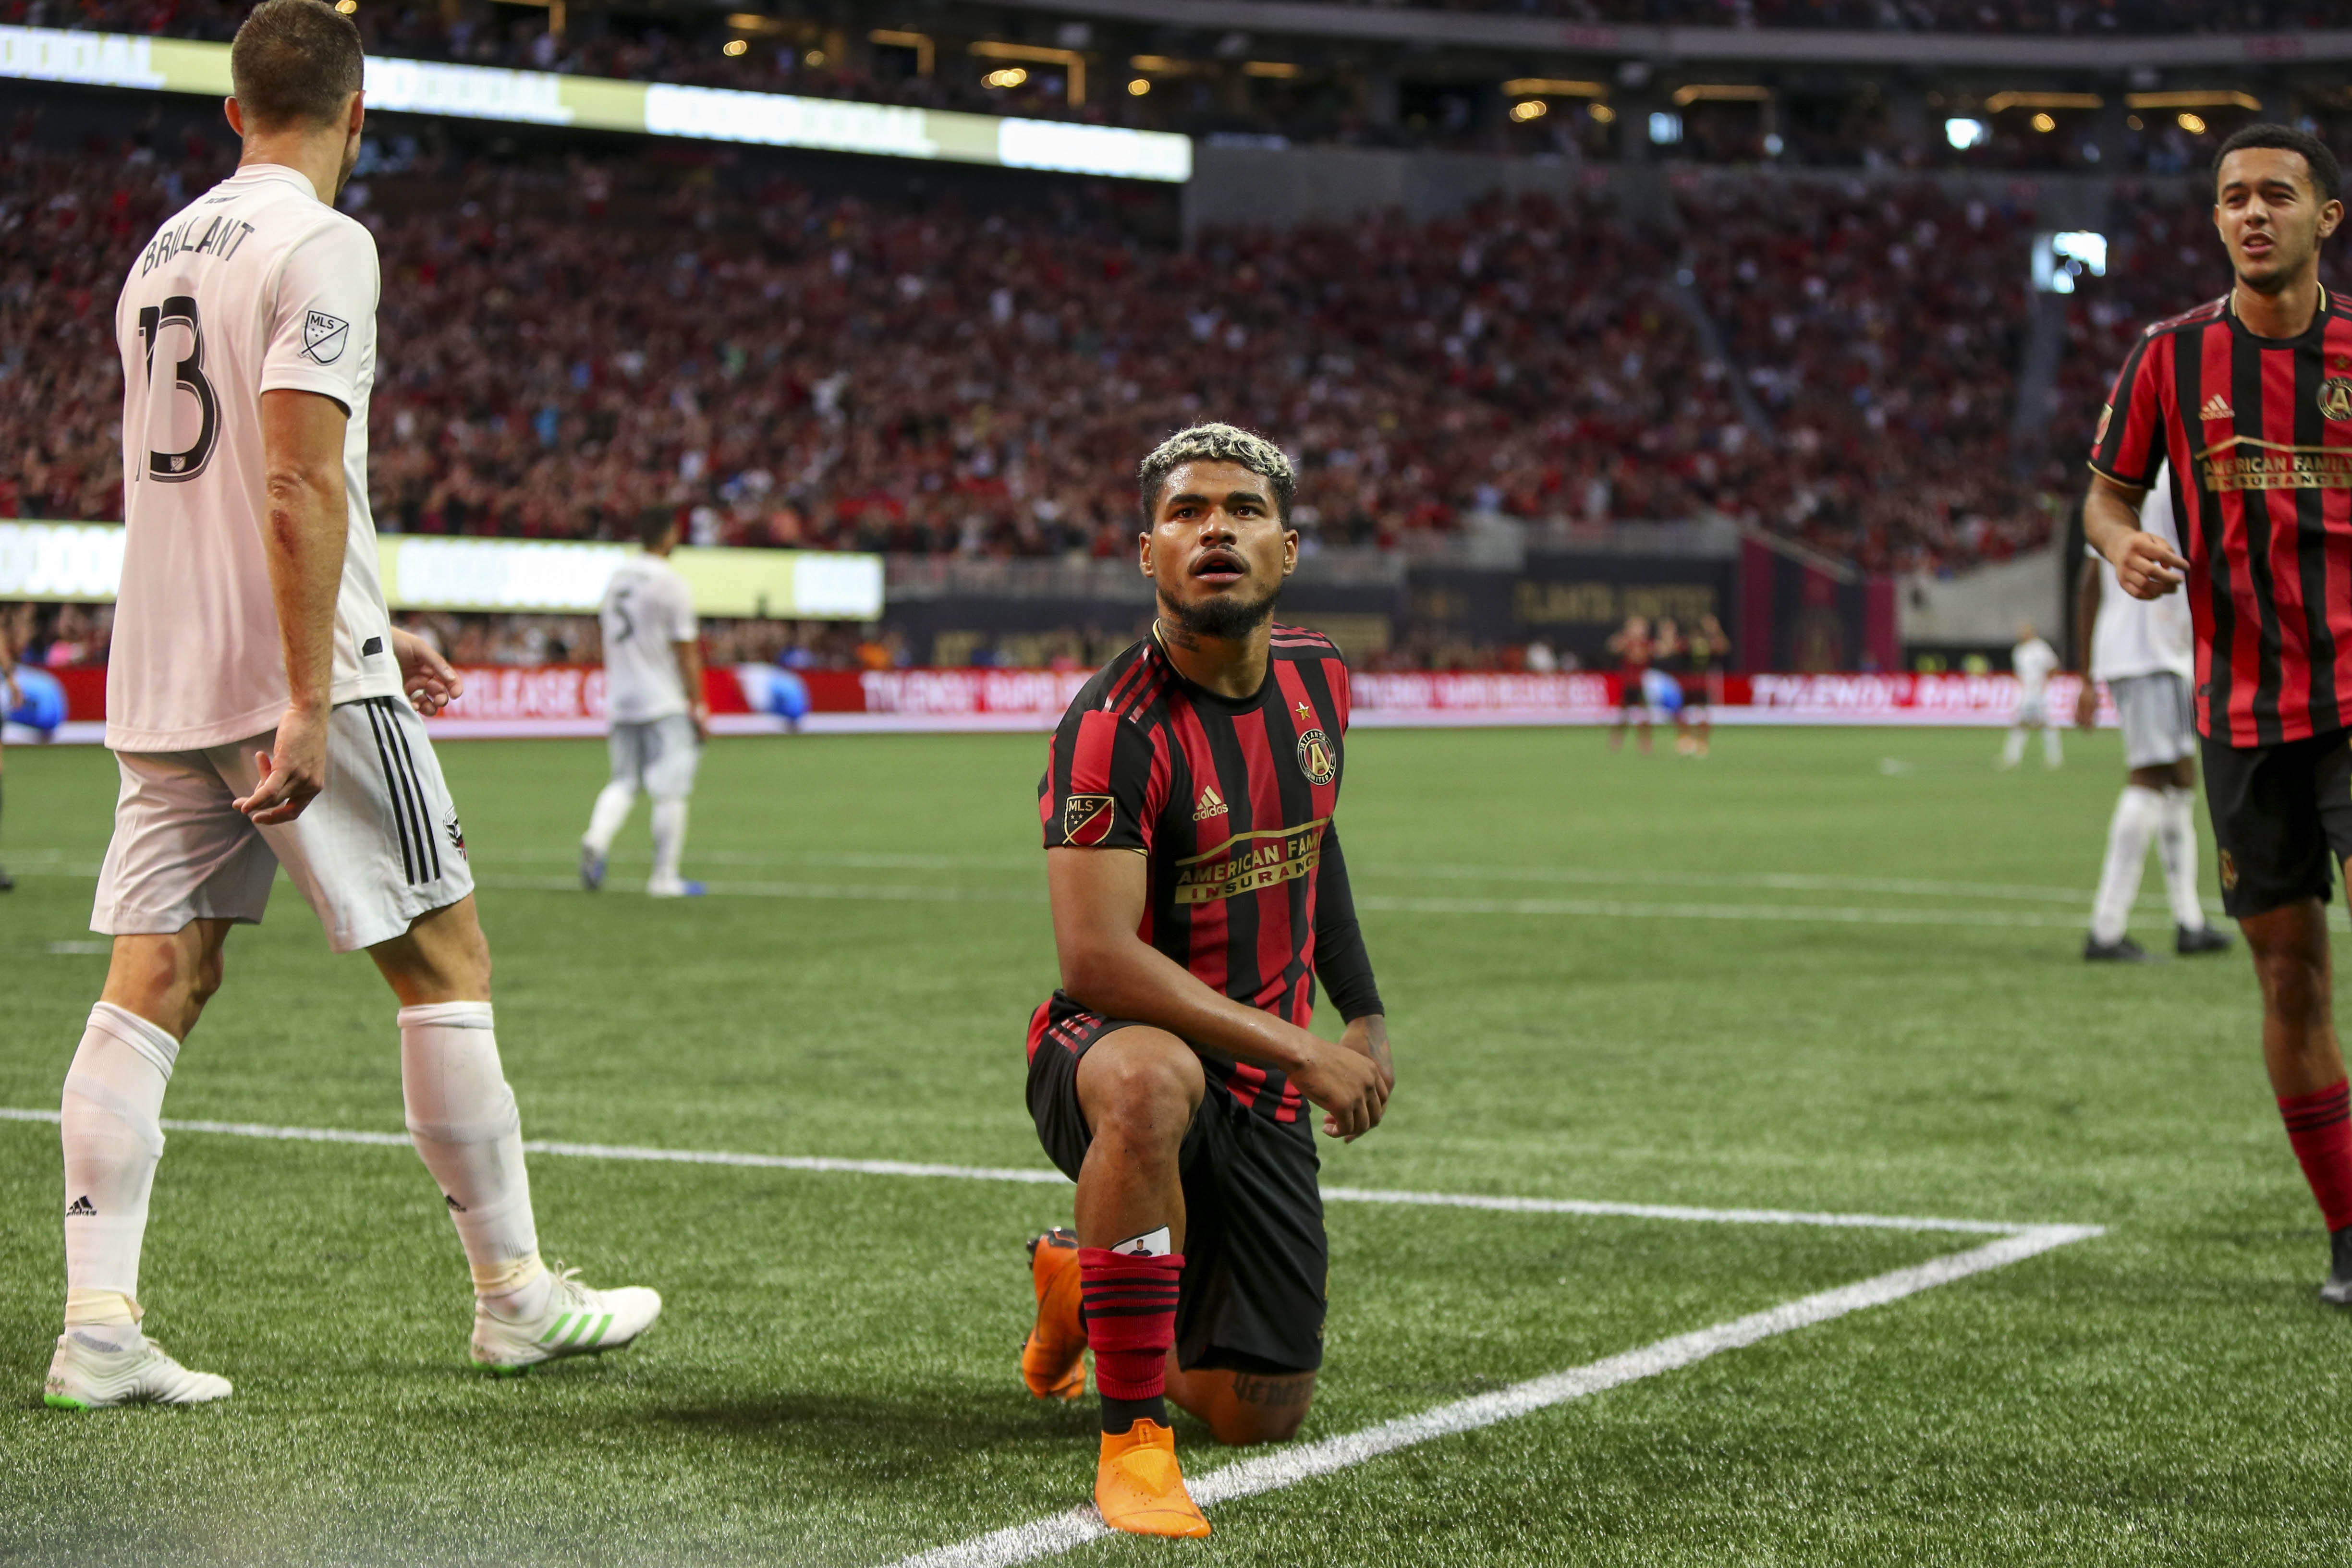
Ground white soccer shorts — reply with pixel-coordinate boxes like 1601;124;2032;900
92;697;475;953
607;714;701;802
2111;671;2196;771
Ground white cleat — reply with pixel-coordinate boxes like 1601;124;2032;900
471;1265;662;1375
44;1330;232;1410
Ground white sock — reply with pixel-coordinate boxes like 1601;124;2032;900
2043;726;2063;766
2000;728;2026;765
398;1003;547;1315
60;1002;178;1344
2157;785;2207;929
650;798;688;889
583;782;636;857
2090;786;2163;944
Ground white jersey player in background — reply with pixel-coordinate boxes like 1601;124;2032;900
1999;623;2063;770
48;0;657;1410
2076;467;2231;962
580;513;707;897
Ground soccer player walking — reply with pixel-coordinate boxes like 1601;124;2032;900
579;512;707;898
1998;622;2063;769
47;0;657;1410
2077;467;2232;962
2086;124;2352;1302
1021;425;1393;1536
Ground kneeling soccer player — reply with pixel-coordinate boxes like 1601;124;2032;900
1021;425;1395;1538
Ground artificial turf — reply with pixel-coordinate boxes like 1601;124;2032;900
0;724;2345;1565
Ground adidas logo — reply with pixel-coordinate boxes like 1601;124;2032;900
445;1194;468;1213
2201;394;2234;421
1193;785;1229;822
65;1195;96;1217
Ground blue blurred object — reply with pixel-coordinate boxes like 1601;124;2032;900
6;666;66;732
732;663;810;724
1639;667;1684;716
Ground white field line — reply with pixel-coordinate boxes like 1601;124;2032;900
891;1223;2104;1568
3;850;2225;918
0;1107;2038;1235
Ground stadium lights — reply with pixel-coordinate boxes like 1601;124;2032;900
722;39;748;58
334;0;357;12
1648;110;1682;145
969;40;1085;106
1670;84;1771;106
1983;91;2101;113
1127;77;1150;96
1242;61;1300;79
803;49;825;68
2177;111;2208;134
2030;112;2056;133
1501;78;1606;99
2031;230;2108;295
1511;99;1548;123
1590;103;1617;124
983;67;1028;89
725;13;787;34
0;24;1192;181
867;29;933;76
2126;89;2261;111
1945;117;1989;150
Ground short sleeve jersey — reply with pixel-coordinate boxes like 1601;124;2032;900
2089;287;2352;746
1039;626;1353;1122
600;554;699;723
108;164;398;752
2012;637;2059;701
2086;464;2195;684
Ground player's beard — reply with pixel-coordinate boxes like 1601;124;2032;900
1168;580;1281;640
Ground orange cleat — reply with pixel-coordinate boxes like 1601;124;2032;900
1021;1228;1086;1400
1095;1419;1210;1538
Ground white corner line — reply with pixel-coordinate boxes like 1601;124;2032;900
889;1223;2105;1568
0;1108;2046;1235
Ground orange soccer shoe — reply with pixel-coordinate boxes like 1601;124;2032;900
1021;1228;1086;1401
1095;1419;1211;1539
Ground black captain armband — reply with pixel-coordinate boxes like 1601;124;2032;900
1315;825;1386;1022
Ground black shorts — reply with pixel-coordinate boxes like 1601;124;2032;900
2201;728;2352;918
1025;991;1327;1376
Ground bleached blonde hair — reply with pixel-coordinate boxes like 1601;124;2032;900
1136;423;1296;524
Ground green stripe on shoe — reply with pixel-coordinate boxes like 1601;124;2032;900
590;1313;613;1346
561;1316;594;1348
538;1314;572;1345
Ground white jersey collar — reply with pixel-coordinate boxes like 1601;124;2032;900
226;162;320;203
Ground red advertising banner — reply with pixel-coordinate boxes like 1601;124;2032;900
9;663;2105;741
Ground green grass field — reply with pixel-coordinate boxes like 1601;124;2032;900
2;724;2347;1566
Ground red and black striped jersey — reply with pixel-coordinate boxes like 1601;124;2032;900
2090;286;2352;747
1038;624;1353;1118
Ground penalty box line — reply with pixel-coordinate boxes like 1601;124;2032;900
892;1224;2105;1568
0;1107;2035;1236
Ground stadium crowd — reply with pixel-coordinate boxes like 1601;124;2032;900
5;123;2092;576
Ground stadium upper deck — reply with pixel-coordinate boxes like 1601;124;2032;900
7;0;2347;166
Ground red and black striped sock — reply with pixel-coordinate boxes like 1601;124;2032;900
1080;1247;1182;1435
2279;1080;2352;1232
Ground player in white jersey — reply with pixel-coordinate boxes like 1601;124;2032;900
2076;468;2232;962
1998;623;2063;769
580;513;707;897
46;0;657;1411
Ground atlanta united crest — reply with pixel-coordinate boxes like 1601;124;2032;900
2320;377;2352;422
1296;728;1338;786
1062;793;1114;846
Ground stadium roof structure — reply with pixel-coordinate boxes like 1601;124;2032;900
0;24;1192;182
976;0;2352;68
